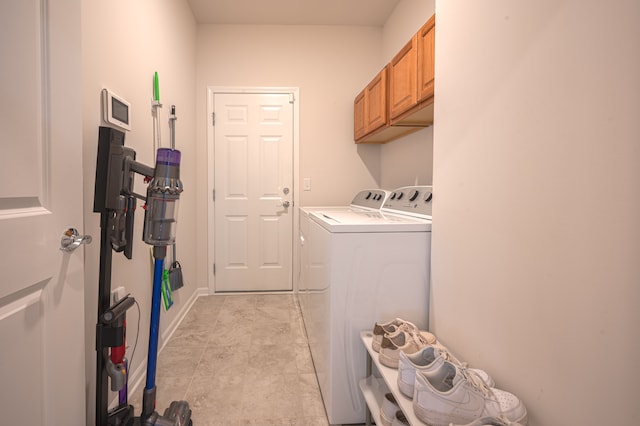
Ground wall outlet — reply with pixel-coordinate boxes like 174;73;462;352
303;178;311;191
112;286;126;304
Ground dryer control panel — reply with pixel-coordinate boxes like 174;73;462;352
383;186;433;218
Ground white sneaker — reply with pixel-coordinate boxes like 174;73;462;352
449;417;524;426
379;329;435;368
380;393;399;426
413;361;528;426
397;346;495;398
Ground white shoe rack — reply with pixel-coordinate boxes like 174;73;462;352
359;331;427;426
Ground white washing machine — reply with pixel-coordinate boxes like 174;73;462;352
298;186;433;425
298;189;389;317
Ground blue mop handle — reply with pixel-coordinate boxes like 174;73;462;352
145;257;164;390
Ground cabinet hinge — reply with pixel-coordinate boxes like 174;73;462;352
212;112;215;126
213;263;216;275
289;93;295;104
212;189;215;202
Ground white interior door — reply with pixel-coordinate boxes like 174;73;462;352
212;91;294;292
0;0;85;424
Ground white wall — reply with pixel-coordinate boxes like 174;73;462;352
81;1;198;423
76;0;640;423
380;0;436;190
195;25;384;290
432;1;640;424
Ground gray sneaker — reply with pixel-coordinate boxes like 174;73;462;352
372;318;405;352
372;318;433;352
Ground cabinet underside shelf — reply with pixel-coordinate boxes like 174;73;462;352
357;101;433;144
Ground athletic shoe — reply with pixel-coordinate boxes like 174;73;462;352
379;329;435;368
372;318;405;352
380;393;400;426
413;361;528;426
372;318;436;353
391;410;410;426
449;417;524;426
397;346;495;398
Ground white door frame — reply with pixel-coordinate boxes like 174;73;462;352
206;86;300;294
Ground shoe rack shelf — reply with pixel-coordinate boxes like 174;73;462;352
359;331;427;426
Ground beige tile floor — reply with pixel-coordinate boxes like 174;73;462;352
130;294;330;426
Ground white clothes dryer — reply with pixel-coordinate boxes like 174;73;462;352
298;186;433;425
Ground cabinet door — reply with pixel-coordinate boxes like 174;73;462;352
354;90;366;141
389;35;417;120
365;67;388;133
418;15;436;102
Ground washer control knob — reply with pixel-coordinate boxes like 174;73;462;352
365;192;372;200
424;192;433;202
409;190;419;202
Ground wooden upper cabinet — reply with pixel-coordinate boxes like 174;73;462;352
353;14;435;143
354;67;388;143
389;35;418;120
388;14;436;123
365;67;388;133
418;15;435;102
354;90;366;141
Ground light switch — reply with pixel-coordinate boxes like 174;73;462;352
303;178;311;191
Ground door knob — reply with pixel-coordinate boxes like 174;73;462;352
278;200;291;208
60;228;92;252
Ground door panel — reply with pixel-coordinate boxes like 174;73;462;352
0;0;85;424
0;0;43;206
213;92;293;292
1;287;45;425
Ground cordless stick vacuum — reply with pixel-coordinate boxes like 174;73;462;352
93;126;192;426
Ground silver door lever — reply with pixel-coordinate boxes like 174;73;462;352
60;228;92;252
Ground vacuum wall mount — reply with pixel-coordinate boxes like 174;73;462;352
93;126;191;426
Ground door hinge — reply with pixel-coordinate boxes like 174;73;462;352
212;189;215;202
212;112;215;126
213;263;216;275
289;93;295;104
